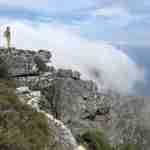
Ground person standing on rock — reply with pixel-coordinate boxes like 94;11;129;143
4;26;11;49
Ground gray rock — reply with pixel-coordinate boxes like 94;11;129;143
38;49;52;62
72;71;80;80
47;66;56;73
0;48;111;138
56;69;73;78
0;48;52;76
40;78;111;136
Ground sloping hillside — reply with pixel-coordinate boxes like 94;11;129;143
0;48;150;150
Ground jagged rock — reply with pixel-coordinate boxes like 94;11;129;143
28;72;54;90
72;71;81;80
56;69;73;78
0;48;51;76
56;69;80;80
47;66;56;73
1;48;150;150
17;86;82;150
16;86;30;94
0;48;112;146
38;49;52;62
40;78;111;136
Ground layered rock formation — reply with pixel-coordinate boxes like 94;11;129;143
16;86;79;150
0;48;150;150
0;48;51;75
40;78;112;136
0;48;111;134
0;48;111;150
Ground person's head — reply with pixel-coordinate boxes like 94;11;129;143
6;26;10;31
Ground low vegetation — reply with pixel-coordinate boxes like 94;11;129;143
0;57;10;78
77;129;112;150
118;143;137;150
0;79;51;150
77;129;140;150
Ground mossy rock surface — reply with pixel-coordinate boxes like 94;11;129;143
0;57;10;78
77;129;112;150
112;143;138;150
0;79;51;150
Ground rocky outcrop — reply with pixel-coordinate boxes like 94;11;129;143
1;48;150;149
56;69;81;80
0;79;51;150
0;48;111;137
16;86;87;150
0;48;51;76
40;78;111;136
0;48;113;150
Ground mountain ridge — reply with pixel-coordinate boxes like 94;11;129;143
0;47;149;150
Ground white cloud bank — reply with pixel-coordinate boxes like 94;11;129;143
93;6;129;17
0;0;49;10
0;19;145;94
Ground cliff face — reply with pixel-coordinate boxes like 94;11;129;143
0;48;111;134
0;48;111;150
0;48;150;150
41;78;111;136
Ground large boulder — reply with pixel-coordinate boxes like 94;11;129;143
38;49;52;63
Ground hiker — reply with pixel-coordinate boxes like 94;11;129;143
4;26;11;49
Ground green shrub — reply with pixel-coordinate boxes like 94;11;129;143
117;143;137;150
77;129;112;150
0;79;51;150
0;110;50;150
0;57;10;78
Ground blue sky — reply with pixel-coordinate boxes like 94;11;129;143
0;0;149;46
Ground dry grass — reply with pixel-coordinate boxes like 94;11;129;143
0;79;51;150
